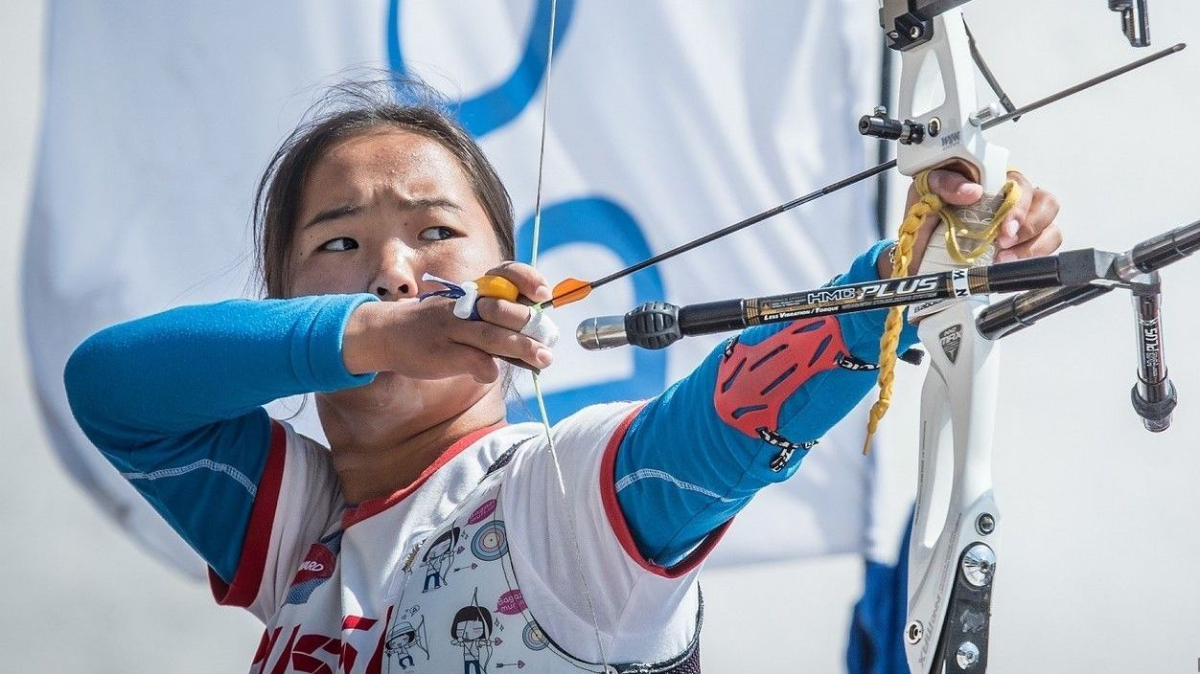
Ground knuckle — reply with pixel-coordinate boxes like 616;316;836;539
1031;229;1063;257
430;304;454;330
465;346;493;367
512;303;534;326
930;170;952;191
476;322;500;342
1041;190;1061;214
499;261;531;276
475;297;500;321
522;336;542;359
474;362;500;383
1050;226;1064;247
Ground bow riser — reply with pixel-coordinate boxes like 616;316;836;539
894;9;1007;674
896;13;1009;194
907;300;1000;673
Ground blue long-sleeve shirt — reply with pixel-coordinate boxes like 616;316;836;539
65;240;916;581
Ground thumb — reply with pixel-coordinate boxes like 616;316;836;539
927;168;983;206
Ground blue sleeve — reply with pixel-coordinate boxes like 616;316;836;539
614;241;919;566
64;293;378;581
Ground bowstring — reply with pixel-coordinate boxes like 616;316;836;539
527;0;611;668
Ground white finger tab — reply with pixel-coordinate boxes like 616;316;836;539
453;281;479;320
520;310;559;347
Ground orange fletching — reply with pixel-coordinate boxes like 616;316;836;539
550;278;592;307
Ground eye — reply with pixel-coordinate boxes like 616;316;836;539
418;226;456;242
318;237;359;252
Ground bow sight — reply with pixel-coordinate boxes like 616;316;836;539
1111;0;1151;47
864;0;1153;162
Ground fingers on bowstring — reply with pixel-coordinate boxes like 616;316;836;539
476;297;533;333
449;320;553;371
486;261;552;304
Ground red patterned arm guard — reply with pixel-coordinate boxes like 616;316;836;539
714;317;879;472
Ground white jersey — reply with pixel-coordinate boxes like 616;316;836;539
211;402;714;673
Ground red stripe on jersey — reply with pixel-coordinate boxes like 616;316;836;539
598;404;732;578
209;420;287;607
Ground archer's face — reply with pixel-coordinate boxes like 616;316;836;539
455;619;486;640
288;128;502;300
287;127;508;423
387;632;415;648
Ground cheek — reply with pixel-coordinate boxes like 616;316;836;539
286;249;369;297
423;239;505;282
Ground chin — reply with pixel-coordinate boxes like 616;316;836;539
325;371;490;416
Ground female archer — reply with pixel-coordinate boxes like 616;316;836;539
64;82;1060;672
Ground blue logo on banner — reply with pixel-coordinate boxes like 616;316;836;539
514;198;666;420
387;0;577;137
387;1;667;421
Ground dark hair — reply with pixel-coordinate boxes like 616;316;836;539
253;79;515;298
423;526;461;560
449;605;493;640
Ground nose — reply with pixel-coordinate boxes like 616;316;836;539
371;241;418;300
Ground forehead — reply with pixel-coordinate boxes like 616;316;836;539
301;127;473;209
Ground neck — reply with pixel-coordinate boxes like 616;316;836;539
317;375;507;503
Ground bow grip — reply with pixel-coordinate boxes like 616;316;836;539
906;159;1015;315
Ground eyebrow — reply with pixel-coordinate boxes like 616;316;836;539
302;198;462;230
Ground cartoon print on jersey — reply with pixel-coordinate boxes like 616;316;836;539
495;589;528;615
385;614;430;672
285;530;344;605
521;620;549;651
714;318;869;472
470;520;509;562
466;498;498;525
451;589;496;674
421;527;461;593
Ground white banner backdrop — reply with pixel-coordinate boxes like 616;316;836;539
24;0;904;579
